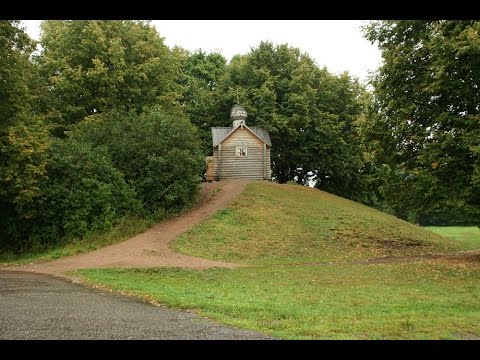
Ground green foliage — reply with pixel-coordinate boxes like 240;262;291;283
0;20;44;203
0;215;152;264
363;21;480;225
1;21;205;253
0;20;36;127
177;50;227;154
2;138;140;249
38;20;183;132
214;42;367;200
72;106;204;214
0;120;51;222
0;21;52;245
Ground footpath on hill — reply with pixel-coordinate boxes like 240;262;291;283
8;179;249;281
5;178;479;280
0;179;279;340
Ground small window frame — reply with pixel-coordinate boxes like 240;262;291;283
236;146;247;158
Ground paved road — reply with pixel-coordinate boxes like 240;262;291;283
0;271;272;340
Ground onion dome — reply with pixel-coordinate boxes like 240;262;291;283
230;104;248;122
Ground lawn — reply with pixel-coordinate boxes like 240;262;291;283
425;227;480;249
78;182;480;339
80;260;480;339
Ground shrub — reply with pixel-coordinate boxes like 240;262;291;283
72;106;204;215
22;138;140;247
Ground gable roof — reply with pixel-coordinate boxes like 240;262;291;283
211;127;231;147
249;126;271;146
212;124;272;147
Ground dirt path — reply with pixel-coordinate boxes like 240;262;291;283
7;177;478;279
9;180;250;280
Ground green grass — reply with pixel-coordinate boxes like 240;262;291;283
174;182;467;265
79;261;480;339
425;227;480;249
78;182;480;339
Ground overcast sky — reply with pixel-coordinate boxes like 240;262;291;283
21;20;382;83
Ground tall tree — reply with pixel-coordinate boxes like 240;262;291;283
215;42;366;199
0;20;50;244
38;20;183;133
0;20;34;127
177;49;227;154
364;20;480;224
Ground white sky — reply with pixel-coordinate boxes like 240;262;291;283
21;20;382;83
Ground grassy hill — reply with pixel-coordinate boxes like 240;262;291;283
80;181;480;339
174;182;466;264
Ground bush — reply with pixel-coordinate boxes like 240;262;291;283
0;107;203;252
72;106;204;214
21;138;140;247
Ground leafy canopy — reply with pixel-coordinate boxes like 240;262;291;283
214;42;367;200
364;20;480;224
39;20;184;132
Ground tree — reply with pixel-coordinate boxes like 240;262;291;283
71;106;204;215
0;21;51;245
0;20;35;128
18;139;140;248
215;42;366;199
364;20;480;224
177;49;227;154
38;20;183;133
307;72;366;200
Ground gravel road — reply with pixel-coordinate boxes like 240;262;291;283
0;271;272;340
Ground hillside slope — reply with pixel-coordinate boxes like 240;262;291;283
174;181;466;265
81;181;480;339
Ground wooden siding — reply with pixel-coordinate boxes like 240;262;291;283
213;128;271;180
213;147;219;178
265;147;271;180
